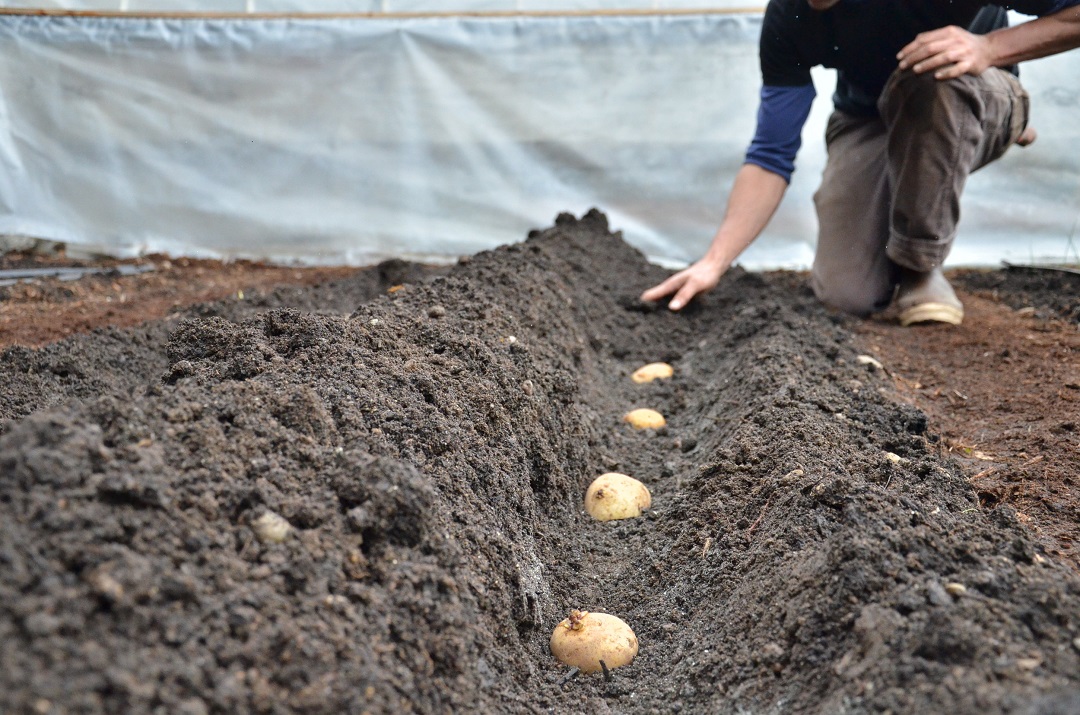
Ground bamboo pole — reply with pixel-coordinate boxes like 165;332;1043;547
0;6;764;20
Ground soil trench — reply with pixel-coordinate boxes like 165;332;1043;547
2;211;1079;714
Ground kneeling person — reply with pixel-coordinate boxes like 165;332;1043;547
642;0;1080;326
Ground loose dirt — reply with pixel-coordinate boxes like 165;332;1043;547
2;211;1078;714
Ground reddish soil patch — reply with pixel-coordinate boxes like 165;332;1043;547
856;271;1080;573
0;251;361;348
1;216;1078;714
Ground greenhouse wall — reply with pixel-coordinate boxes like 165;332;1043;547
0;4;1078;267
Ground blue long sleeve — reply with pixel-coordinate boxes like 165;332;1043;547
744;84;816;183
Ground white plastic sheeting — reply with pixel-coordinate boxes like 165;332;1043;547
0;2;762;13
0;10;1078;267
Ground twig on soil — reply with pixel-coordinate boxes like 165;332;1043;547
745;497;773;543
702;537;712;559
557;667;580;687
599;660;613;683
970;465;1004;481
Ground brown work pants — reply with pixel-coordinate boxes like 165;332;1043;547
811;67;1030;315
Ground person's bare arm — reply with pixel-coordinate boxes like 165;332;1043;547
897;6;1080;80
640;163;788;311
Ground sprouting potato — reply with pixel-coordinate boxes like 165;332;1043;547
631;362;674;384
623;408;666;429
252;510;292;544
550;610;638;673
585;473;651;521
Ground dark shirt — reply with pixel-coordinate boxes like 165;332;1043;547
746;0;1080;181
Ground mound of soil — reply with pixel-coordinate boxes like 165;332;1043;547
2;211;1078;714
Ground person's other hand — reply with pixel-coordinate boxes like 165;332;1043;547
897;25;992;80
639;257;726;311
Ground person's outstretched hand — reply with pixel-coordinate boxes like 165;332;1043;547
640;257;726;311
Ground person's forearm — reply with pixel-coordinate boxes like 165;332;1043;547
987;6;1080;66
702;163;789;270
638;162;789;310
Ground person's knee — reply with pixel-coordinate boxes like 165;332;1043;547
811;269;894;317
891;67;948;97
880;68;973;124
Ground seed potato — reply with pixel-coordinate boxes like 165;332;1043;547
623;408;665;430
631;362;674;384
584;473;651;521
550;610;638;673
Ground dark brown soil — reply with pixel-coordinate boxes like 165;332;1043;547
2;212;1079;714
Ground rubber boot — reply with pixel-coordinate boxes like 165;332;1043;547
895;268;964;326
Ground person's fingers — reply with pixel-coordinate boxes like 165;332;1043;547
932;59;970;80
898;30;950;65
916;48;964;74
640;272;687;302
905;41;964;72
898;39;945;69
899;26;977;66
668;280;702;311
898;32;929;59
901;27;988;80
1016;126;1037;146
